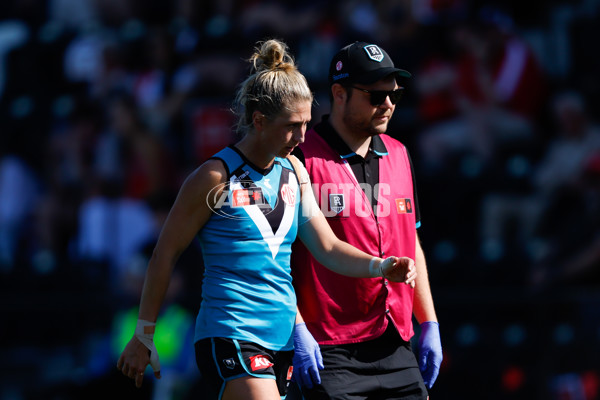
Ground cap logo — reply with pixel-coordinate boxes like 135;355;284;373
336;61;343;71
364;45;384;62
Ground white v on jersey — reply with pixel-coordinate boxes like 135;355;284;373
195;146;301;351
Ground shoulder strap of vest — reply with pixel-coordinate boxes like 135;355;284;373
287;154;306;197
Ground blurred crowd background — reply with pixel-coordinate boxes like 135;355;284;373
1;0;599;399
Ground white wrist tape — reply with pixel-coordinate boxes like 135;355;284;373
135;319;161;372
379;257;396;278
370;257;396;278
369;257;383;278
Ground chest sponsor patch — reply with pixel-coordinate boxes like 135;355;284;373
250;355;274;371
395;198;413;214
232;188;266;207
280;183;296;206
329;193;345;214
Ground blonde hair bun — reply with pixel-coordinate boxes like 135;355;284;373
250;39;295;73
233;38;313;135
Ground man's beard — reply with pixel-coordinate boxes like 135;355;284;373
342;108;388;137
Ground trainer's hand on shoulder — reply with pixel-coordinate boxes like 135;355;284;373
293;322;324;389
380;256;416;287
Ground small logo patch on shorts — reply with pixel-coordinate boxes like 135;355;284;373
250;355;274;371
223;358;236;369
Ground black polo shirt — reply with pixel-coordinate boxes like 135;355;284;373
294;115;420;224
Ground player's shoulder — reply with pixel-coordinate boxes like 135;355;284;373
185;159;227;192
291;146;306;166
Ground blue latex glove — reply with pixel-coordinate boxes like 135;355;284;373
418;321;443;389
292;322;324;389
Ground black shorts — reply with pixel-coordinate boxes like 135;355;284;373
299;324;428;400
195;337;294;399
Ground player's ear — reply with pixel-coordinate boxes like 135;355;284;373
252;111;265;131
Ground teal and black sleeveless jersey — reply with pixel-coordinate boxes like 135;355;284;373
195;146;301;351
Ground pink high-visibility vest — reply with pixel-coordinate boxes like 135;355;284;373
292;129;417;344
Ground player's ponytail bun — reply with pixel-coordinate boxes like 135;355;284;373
233;39;313;135
250;39;295;74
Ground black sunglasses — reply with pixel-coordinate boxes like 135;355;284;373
349;86;404;106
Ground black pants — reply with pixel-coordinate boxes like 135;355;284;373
300;324;428;400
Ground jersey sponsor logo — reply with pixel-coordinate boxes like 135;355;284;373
280;184;296;206
364;45;384;62
223;358;236;369
210;168;297;258
395;198;413;214
232;189;250;207
249;355;274;371
231;173;298;258
232;188;265;207
329;193;345;214
209;182;272;217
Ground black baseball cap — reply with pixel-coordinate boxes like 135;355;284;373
328;41;411;85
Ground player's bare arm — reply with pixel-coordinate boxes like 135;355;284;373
117;159;226;388
297;209;416;284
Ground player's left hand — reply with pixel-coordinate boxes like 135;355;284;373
379;256;417;287
418;321;443;389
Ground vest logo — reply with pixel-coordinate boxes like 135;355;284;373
250;355;274;371
232;188;265;207
364;45;384;62
280;184;296;206
395;198;413;214
223;358;236;369
329;193;345;214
